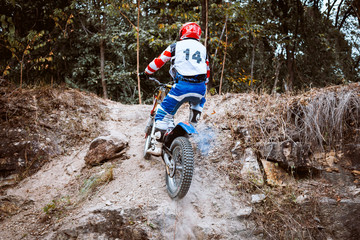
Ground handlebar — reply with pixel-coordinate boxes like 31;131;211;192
149;77;161;85
149;77;173;89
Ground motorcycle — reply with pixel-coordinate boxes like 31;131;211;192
143;77;196;199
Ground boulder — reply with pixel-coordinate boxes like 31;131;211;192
52;208;148;240
260;141;360;186
261;141;312;169
84;133;129;166
240;148;264;186
0;195;34;221
261;160;293;186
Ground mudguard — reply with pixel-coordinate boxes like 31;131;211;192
163;122;197;148
177;122;198;134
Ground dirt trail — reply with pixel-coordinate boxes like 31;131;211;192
1;100;258;239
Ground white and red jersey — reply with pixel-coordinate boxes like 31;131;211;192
145;38;210;82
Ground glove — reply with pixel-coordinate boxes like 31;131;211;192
139;72;149;81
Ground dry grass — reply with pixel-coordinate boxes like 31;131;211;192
207;83;360;240
233;84;360;153
250;185;326;240
286;85;360;151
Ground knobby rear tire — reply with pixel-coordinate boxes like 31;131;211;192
165;136;194;199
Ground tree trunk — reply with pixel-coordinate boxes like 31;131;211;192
219;22;227;95
209;16;227;92
137;0;141;104
211;16;227;73
204;0;208;49
100;39;108;99
97;0;108;100
20;61;23;89
201;0;210;90
250;35;256;88
200;0;206;37
285;47;294;92
272;59;281;95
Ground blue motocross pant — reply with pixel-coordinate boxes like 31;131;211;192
155;80;206;131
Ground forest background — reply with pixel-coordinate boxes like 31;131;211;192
1;0;359;103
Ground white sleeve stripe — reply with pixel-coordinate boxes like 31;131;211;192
149;61;159;71
145;68;155;74
160;55;171;62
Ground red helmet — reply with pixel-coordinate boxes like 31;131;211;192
179;22;202;40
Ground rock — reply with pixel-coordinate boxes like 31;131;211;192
261;141;312;169
84;133;129;166
0;195;34;221
295;194;309;204
240;148;264;185
0;174;18;187
348;186;360;197
52;208;148;240
261;159;292;186
260;142;360;183
236;207;253;219
0;137;59;185
306;197;360;240
343;144;360;169
251;194;266;203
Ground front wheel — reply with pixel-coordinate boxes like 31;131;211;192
165;137;194;199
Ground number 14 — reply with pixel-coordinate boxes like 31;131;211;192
183;49;202;64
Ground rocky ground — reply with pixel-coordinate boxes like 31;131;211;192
1;83;360;239
0;88;259;239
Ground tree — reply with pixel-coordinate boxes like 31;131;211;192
1;0;358;101
0;0;72;86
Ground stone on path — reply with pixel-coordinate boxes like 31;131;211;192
84;132;129;166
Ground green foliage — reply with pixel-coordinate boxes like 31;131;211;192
43;196;71;218
80;165;114;196
0;0;359;101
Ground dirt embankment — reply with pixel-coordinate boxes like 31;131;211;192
0;85;257;240
1;83;360;239
0;84;106;187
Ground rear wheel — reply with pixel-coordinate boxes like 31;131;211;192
165;137;194;199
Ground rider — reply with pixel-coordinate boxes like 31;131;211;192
141;22;210;156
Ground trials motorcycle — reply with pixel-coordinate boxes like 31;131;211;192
143;77;197;199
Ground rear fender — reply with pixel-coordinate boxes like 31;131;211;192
163;122;197;148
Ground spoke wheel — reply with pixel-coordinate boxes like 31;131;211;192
165;137;194;199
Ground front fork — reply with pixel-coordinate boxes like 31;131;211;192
144;115;154;137
145;116;158;152
145;104;175;176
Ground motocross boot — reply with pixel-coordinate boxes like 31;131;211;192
189;109;201;127
146;129;165;156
